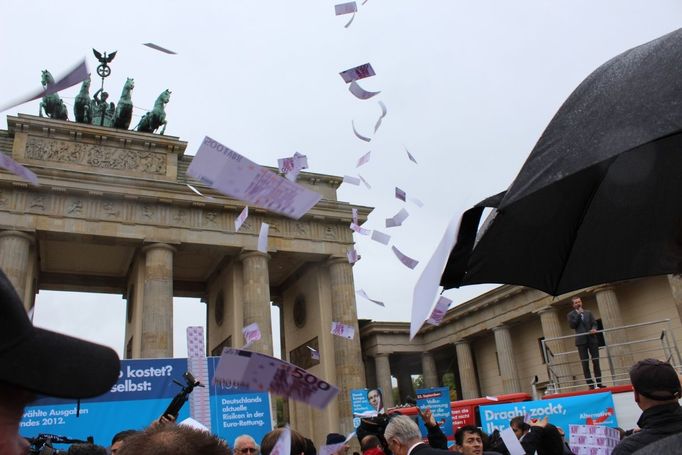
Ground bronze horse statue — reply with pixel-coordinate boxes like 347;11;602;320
112;77;134;129
136;89;171;135
74;75;92;124
39;70;68;120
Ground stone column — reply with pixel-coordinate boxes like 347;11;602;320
422;351;439;388
0;230;35;309
455;341;479;399
140;243;175;358
328;257;366;434
595;286;632;373
668;275;682;321
493;325;521;393
239;251;273;355
374;353;394;409
396;368;414;404
537;306;572;388
365;357;378;389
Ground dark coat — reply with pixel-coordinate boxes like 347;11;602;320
632;432;682;454
567;309;598;346
612;403;682;455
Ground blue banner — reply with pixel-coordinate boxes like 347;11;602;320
415;387;454;439
479;392;617;435
20;357;272;449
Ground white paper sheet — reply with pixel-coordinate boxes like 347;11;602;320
352;120;372;142
406;147;418;164
331;321;356;339
409;197;424;208
0;154;38;186
179;417;209;431
0;59;89;113
385;208;409;228
500;427;525;455
242;322;262;348
307;345;320;360
395;187;406;201
352;208;359;225
349;81;381;100
371;230;391;245
186;183;215;201
187;137;321;220
335;2;357;15
277;152;308;182
392;246;419;269
270;426;291;455
339;63;376;83
425;296;452;326
258;222;269;253
356;289;385;307
359;175;372;189
410;215;461;339
344;13;356;28
343;175;361;186
347;247;360;264
356;151;371;168
374;101;387;133
235;206;249;232
350;223;371;235
143;43;177;54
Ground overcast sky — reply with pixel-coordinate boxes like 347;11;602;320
2;1;681;358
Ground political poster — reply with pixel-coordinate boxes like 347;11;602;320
20;357;272;449
479;392;616;435
415;387;454;439
350;388;384;428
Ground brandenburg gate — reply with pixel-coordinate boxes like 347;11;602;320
0;113;369;440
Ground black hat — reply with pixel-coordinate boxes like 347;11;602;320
0;268;121;398
326;434;346;445
629;358;682;401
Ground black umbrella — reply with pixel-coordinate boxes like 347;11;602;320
441;28;682;296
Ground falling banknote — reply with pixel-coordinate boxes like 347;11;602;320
215;348;338;409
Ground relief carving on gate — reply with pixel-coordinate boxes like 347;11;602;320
25;137;167;175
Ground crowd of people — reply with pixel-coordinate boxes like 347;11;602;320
1;262;682;455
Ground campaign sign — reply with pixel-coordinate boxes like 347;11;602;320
350;388;384;428
479;392;616;435
20;357;271;449
415;387;453;439
206;356;272;443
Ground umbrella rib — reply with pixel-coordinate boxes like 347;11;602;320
552;156;617;295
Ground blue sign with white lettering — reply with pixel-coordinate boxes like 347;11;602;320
20;357;272;449
479;392;616;435
416;387;454;439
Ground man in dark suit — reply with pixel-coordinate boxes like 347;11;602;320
567;296;603;389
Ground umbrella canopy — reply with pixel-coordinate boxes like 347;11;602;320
441;28;682;296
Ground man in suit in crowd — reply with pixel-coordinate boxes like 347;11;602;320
567;296;603;389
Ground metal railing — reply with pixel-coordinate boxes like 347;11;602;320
540;319;682;394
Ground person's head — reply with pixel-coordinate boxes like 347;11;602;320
325;433;349;455
630;358;682;410
360;435;383;453
303;437;317;455
117;424;230;455
509;416;530;440
101;92;109;101
535;424;564;455
383;415;421;455
67;443;107;455
234;435;259;455
454;426;483;455
571;296;583;310
111;430;138;454
261;428;306;455
0;268;120;455
368;389;383;411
